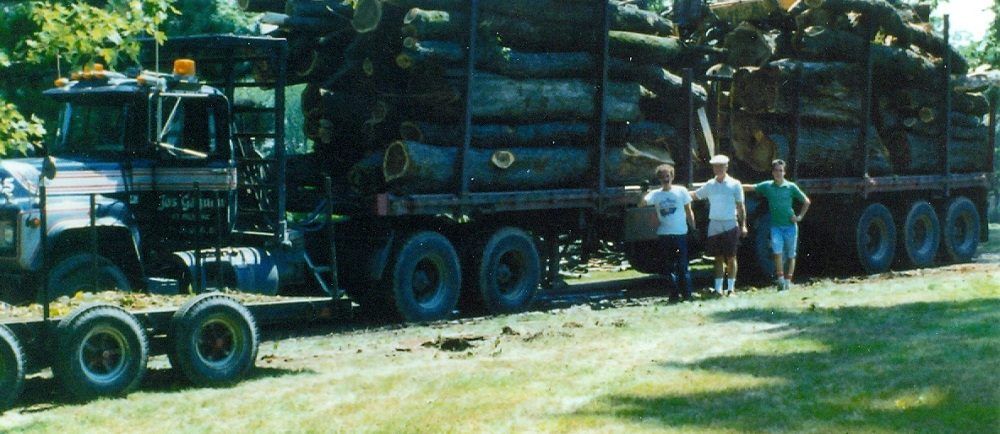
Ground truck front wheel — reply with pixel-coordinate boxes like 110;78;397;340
384;231;461;322
52;305;148;401
0;325;26;411
941;197;980;263
469;227;541;314
853;203;897;274
168;294;259;386
44;254;131;301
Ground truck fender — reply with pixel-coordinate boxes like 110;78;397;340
36;219;141;273
367;232;395;282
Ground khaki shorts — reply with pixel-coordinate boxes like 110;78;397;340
706;220;740;257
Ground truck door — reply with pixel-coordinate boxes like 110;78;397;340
139;94;235;255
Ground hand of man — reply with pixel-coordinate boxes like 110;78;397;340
740;225;748;237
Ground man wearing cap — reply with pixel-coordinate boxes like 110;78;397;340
692;154;746;295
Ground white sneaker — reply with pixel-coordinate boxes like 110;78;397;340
784;280;792;291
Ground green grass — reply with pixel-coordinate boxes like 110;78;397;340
1;226;997;433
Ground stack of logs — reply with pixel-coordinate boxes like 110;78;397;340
711;0;992;177
243;0;993;192
243;0;718;194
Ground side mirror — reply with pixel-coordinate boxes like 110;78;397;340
42;156;57;180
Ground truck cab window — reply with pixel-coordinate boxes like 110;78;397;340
157;97;225;160
56;102;128;157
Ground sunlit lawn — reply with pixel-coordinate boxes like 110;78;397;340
0;226;997;433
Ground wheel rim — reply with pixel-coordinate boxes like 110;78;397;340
412;257;444;306
863;218;889;261
195;317;241;368
495;250;526;296
77;325;130;385
952;211;975;251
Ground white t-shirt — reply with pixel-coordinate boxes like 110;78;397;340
643;185;692;235
694;175;744;221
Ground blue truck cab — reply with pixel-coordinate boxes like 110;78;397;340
0;60;264;303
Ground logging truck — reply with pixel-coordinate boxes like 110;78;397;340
1;0;997;408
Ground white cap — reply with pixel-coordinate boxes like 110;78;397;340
709;154;730;165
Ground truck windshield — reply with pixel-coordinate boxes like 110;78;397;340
53;102;129;157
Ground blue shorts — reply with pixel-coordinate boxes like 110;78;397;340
770;225;798;258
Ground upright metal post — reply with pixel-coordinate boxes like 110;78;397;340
989;92;998;176
594;0;611;210
942;15;952;195
684;69;695;187
194;183;202;293
90;194;98;290
790;68;801;180
324;176;340;299
860;21;875;177
275;40;289;245
39;181;49;322
457;0;480;197
215;190;223;289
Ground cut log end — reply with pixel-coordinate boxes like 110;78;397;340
383;141;410;184
351;0;383;33
491;150;515;169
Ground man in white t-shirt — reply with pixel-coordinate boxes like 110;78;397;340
692;155;746;296
640;163;696;302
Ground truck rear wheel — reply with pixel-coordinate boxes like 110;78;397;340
168;294;258;386
53;305;148;401
469;227;541;314
853;203;896;274
899;201;940;269
384;231;460;322
45;254;131;301
0;325;26;411
941;197;980;263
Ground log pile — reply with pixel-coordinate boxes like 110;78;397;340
704;0;992;177
243;0;714;194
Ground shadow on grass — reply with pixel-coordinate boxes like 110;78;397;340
14;365;310;411
579;298;1000;433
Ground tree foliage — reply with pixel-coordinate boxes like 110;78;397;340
0;1;255;156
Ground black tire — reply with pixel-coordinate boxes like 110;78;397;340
0;325;26;411
899;201;940;269
44;254;131;301
383;231;461;322
52;304;148;401
853;203;897;274
168;294;259;386
469;227;541;314
941;197;980;263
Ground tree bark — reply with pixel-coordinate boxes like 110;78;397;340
796;26;941;89
711;0;788;24
800;0;968;72
400;120;682;150
386;0;674;35
732;61;864;125
383;140;591;193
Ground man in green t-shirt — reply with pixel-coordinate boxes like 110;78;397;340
743;160;811;290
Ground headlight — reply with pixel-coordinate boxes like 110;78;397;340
0;211;17;256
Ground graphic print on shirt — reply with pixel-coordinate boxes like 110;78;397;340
656;196;678;218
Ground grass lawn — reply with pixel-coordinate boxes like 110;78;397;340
0;227;997;433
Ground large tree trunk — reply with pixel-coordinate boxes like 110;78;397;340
796;26;941;89
383;141;673;193
383;140;591;193
733;61;864;125
886;133;994;174
733;112;892;176
386;0;674;35
464;74;645;122
399;120;682;150
800;0;968;72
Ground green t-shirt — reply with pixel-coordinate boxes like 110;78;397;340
754;180;806;227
